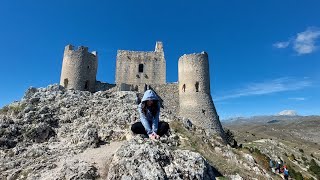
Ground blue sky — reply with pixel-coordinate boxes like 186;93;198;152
1;0;319;119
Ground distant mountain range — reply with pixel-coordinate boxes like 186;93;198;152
222;115;320;125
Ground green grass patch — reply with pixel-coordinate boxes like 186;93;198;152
288;165;304;180
308;159;320;179
0;103;26;115
169;120;268;179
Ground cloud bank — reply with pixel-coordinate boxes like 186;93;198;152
214;77;311;101
273;27;320;55
288;97;306;101
273;41;290;48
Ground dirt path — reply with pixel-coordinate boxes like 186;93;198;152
73;141;124;178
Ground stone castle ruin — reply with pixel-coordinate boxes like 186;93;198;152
60;42;226;141
60;45;98;92
116;42;166;86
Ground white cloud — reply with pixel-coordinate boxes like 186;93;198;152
293;28;320;55
288;97;306;101
214;77;312;101
273;41;290;48
273;27;320;55
277;110;298;116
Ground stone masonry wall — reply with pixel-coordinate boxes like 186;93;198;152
178;52;226;140
148;83;179;115
115;83;179;118
115;42;166;85
60;45;98;92
95;81;116;92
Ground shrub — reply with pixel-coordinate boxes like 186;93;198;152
0;106;9;114
301;156;308;162
251;148;270;171
288;165;303;180
305;177;315;180
308;159;320;179
288;154;296;161
299;148;304;153
224;128;238;148
0;103;26;115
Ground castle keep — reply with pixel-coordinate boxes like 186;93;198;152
59;42;226;141
116;42;166;86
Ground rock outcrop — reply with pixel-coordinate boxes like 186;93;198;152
0;84;275;179
107;136;216;180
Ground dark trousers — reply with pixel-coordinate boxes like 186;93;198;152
131;121;169;136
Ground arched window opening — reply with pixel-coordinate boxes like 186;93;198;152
195;82;199;92
64;78;68;88
138;64;144;73
84;80;89;90
182;84;186;92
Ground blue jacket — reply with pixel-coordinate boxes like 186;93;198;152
138;90;160;134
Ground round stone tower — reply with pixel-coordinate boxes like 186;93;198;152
60;45;98;92
178;52;226;141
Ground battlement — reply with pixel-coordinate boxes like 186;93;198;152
155;41;163;52
60;44;98;93
117;50;156;56
179;51;208;62
64;44;97;57
117;42;164;56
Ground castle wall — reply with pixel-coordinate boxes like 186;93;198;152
115;42;166;85
148;83;179;115
178;52;226;140
95;81;116;92
60;45;98;92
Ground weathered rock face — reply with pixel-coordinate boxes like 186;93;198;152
57;159;99;179
107;136;216;180
0;84;138;151
0;84;274;179
0;84;140;179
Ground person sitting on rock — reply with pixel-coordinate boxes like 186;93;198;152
269;159;275;173
131;90;169;139
283;165;289;180
275;161;281;173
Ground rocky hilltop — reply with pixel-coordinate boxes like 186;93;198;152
0;85;292;179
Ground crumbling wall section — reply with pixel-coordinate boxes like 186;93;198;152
95;81;116;92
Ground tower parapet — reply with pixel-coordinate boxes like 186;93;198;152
178;52;226;141
60;44;98;92
155;41;164;53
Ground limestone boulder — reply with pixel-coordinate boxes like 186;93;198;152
107;136;216;180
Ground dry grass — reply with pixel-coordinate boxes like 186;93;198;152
169;120;270;179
